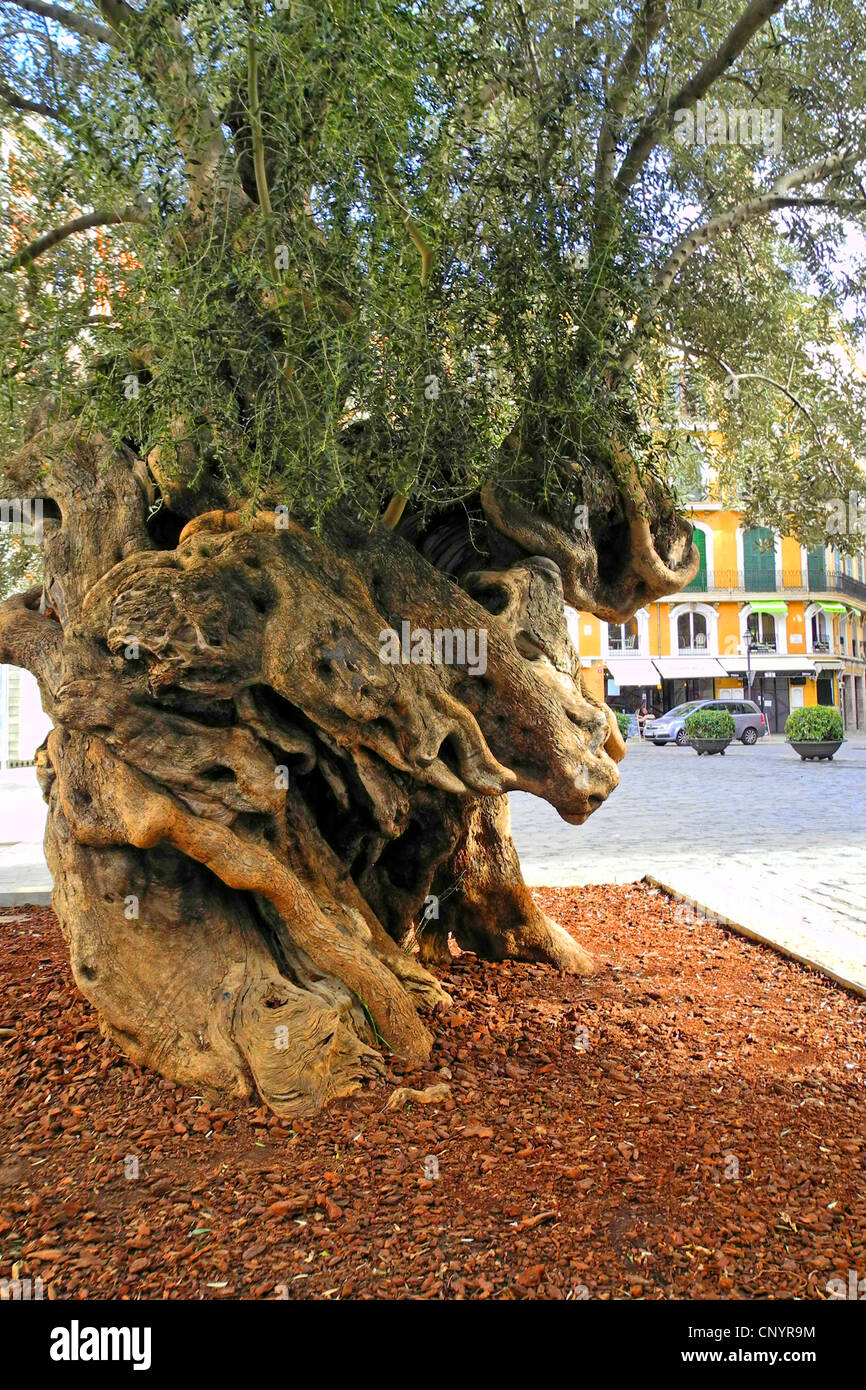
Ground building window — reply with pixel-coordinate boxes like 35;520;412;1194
810;613;830;652
608;618;638;652
677;611;708;653
747;612;776;651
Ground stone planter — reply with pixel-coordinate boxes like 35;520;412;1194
788;738;844;762
689;737;732;756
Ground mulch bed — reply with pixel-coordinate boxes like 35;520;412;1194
1;884;864;1300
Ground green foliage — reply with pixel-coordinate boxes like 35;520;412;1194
0;526;41;601
785;705;843;741
615;709;631;740
1;1;866;535
684;709;735;741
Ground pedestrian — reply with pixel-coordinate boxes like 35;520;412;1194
637;700;649;740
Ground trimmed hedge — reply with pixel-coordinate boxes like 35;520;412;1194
785;705;843;741
684;709;735;740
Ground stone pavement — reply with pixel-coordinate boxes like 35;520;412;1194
2;740;865;994
510;734;866;995
0;768;51;905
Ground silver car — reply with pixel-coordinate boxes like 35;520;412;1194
645;698;767;746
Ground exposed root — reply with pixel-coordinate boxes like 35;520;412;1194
431;796;596;975
49;728;433;1065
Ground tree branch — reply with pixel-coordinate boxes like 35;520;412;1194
0;77;62;119
594;0;666;205
91;0;248;218
0;0;118;46
668;341;841;484
246;25;276;272
618;150;862;371
370;154;433;287
2;203;148;273
0;589;63;696
613;0;787;197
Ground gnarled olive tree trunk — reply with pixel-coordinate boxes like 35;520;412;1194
0;421;696;1115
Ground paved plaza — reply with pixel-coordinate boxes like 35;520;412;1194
2;736;865;992
511;735;866;994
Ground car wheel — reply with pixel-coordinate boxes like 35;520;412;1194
741;727;758;745
674;729;687;746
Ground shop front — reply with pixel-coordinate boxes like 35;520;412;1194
717;655;817;733
604;657;663;719
652;656;724;716
813;658;842;713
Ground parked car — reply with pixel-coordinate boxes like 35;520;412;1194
645;699;767;746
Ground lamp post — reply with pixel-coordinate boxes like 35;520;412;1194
745;629;756;701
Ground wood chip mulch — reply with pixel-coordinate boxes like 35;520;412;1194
1;884;864;1301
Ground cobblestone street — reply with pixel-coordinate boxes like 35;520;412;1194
511;735;866;992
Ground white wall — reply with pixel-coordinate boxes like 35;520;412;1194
1;665;52;765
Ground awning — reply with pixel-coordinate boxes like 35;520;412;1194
814;658;843;672
604;658;661;687
817;601;848;615
653;656;726;679
719;655;816;676
749;600;788;616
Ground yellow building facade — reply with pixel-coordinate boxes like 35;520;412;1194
568;504;866;733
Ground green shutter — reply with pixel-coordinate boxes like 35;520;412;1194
743;527;776;591
683;528;707;591
807;546;827;588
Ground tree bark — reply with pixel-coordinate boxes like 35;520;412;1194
0;419;696;1115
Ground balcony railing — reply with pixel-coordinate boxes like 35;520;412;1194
684;568;866;601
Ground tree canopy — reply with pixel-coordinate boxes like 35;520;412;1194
2;0;866;543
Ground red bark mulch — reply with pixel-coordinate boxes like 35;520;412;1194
1;884;864;1300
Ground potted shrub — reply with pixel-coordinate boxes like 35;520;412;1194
615;710;631;741
785;705;844;760
684;707;735;755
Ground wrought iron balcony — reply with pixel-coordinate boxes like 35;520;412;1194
683;567;866;601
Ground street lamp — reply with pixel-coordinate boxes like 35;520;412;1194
745;629;756;700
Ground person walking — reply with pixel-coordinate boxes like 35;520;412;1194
637;700;649;740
